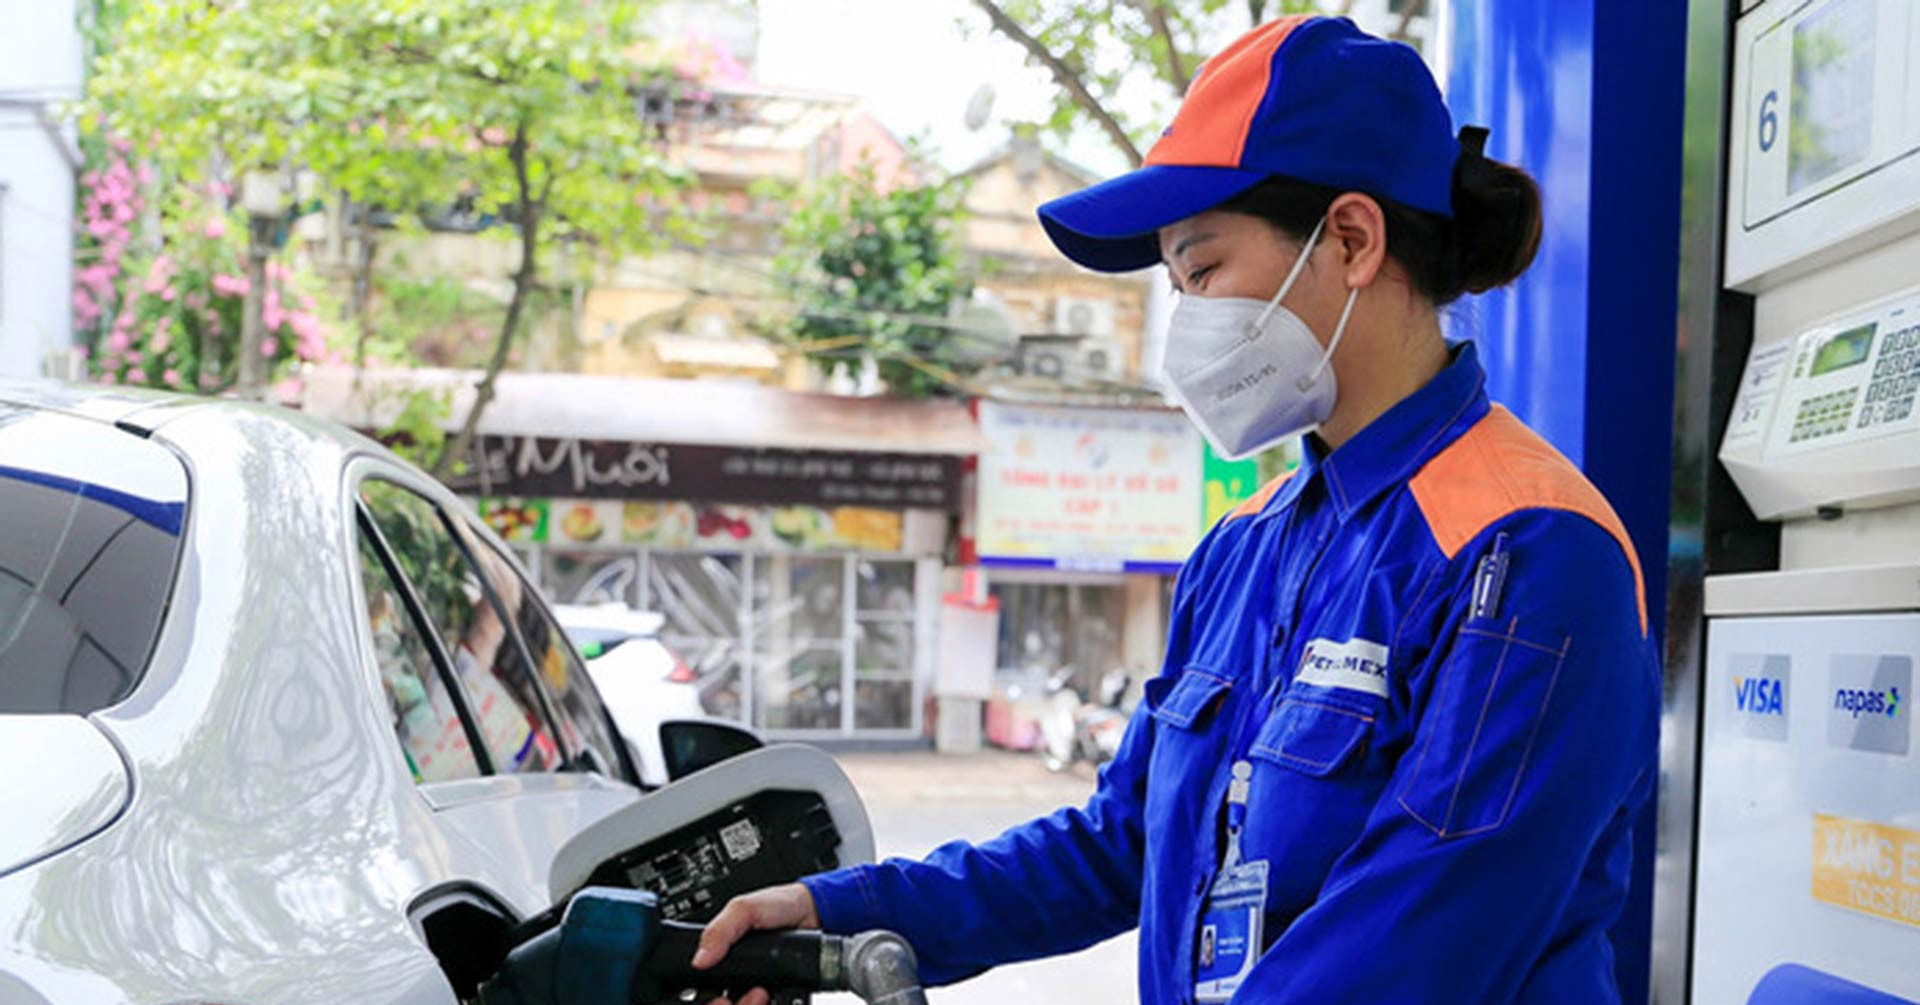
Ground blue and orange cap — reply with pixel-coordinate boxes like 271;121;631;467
1038;16;1464;273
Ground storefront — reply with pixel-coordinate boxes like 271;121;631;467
958;398;1283;747
962;400;1190;741
307;368;982;740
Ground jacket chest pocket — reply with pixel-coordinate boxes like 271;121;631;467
1248;695;1373;775
1142;666;1234;840
1240;694;1386;905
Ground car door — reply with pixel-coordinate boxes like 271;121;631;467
346;464;640;922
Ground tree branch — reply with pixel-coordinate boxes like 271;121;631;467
971;0;1145;167
1130;1;1190;94
436;122;540;479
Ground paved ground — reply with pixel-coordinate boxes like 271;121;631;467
817;750;1137;1005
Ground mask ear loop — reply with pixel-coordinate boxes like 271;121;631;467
1298;284;1359;392
1249;214;1329;335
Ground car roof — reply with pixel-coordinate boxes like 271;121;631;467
0;376;209;431
0;376;413;461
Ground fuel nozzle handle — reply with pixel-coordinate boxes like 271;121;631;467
646;922;830;990
477;887;927;1005
647;919;928;1005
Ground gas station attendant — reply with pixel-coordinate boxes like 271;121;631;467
695;15;1662;1005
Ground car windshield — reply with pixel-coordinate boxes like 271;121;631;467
0;404;190;713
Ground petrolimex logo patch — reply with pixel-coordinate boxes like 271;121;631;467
1295;637;1390;698
1827;655;1912;756
1729;653;1790;742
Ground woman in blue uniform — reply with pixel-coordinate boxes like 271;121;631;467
695;15;1660;1004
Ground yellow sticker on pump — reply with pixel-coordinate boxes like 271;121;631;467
1811;814;1920;929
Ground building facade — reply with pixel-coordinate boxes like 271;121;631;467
0;0;82;379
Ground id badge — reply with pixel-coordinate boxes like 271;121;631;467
1194;851;1269;1003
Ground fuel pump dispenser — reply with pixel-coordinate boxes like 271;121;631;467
1688;0;1920;1000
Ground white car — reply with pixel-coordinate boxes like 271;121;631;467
0;380;870;1005
552;604;710;788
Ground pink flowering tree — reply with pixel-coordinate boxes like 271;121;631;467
89;188;343;395
70;133;145;361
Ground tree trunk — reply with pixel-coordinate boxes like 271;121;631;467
350;206;379;374
1393;0;1428;41
237;213;274;400
434;127;539;480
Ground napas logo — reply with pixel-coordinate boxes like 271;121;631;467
1826;655;1911;756
1832;684;1901;720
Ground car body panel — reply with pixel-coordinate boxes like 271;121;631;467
0;716;130;878
0;393;642;1004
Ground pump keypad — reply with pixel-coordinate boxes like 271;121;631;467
1860;325;1920;429
1790;388;1861;442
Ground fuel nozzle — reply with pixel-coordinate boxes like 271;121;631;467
838;930;926;1005
478;887;928;1005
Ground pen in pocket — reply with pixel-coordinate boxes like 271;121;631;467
1470;532;1511;621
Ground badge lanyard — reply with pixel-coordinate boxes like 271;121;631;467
1197;523;1317;1004
1194;758;1269;1003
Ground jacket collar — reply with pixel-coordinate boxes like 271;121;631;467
1259;340;1491;523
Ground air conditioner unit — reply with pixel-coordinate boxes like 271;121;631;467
1017;335;1127;385
1077;338;1125;381
1054;297;1116;339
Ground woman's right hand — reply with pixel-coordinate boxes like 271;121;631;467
692;883;821;1005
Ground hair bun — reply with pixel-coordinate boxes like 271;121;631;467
1448;130;1543;296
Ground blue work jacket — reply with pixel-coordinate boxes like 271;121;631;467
803;343;1661;1004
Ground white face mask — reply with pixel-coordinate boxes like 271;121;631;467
1162;215;1360;460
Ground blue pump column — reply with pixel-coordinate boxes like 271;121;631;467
1444;2;1687;1003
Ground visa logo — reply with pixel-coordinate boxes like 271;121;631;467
1734;676;1785;716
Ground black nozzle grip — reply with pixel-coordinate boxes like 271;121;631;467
646;920;832;991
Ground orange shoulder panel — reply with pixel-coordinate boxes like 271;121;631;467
1408;406;1648;634
1145;16;1310;169
1225;471;1293;523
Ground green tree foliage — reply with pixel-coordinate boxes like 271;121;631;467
85;0;694;475
769;166;976;400
968;0;1423;166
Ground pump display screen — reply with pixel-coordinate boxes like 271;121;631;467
1789;0;1876;194
1810;322;1877;376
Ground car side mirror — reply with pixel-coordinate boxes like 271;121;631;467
659;719;764;781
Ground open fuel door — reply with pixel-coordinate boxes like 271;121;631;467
547;744;876;924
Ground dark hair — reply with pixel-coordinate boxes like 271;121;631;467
1214;145;1543;305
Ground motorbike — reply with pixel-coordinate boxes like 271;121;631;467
1040;667;1134;772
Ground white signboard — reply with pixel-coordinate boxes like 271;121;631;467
974;401;1204;573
